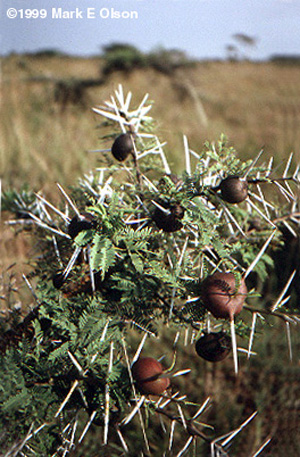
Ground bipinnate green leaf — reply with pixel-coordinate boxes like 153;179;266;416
90;233;116;278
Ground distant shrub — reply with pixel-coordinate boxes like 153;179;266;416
270;54;300;65
147;47;195;75
54;79;87;109
102;43;147;75
30;49;67;58
101;43;195;76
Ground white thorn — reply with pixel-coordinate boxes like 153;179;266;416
87;245;96;293
55;380;79;417
131;333;148;365
220;201;247;236
192;397;211;419
78;411;97;443
121;396;145;426
286;321;293;361
104;342;114;444
283;152;293;178
156;137;171;174
251;437;272;457
246;197;277;227
56;183;80;217
247;312;257;359
183;135;191;175
171;369;191;378
68;351;84;375
244;230;277;279
169;420;176;451
176;436;193;457
27;212;71;239
230;318;239;375
221;411;258;446
151;200;171;215
22;274;38;302
271;270;296;312
116;426;129;452
243;148;264;179
100;319;110;342
35;193;71;222
63;246;82;280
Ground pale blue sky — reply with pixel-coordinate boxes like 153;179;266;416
1;0;300;59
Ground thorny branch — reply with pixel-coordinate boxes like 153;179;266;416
152;405;232;456
244;304;300;324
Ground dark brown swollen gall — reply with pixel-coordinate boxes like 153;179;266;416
67;212;95;239
111;133;134;162
195;331;232;362
52;272;65;289
131;357;170;395
201;271;247;320
152;202;184;233
219;175;248;204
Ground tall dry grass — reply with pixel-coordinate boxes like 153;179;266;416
2;56;300;195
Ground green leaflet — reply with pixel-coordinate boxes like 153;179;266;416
86;203;107;219
1;388;30;413
48;341;70;364
74;229;94;247
90;234;116;278
144;260;180;288
129;252;144;273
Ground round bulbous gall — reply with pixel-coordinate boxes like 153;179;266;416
131;357;170;395
67;212;95;239
152;203;184;232
195;331;232;362
111;133;134;161
219;175;248;204
52;272;65;289
201;272;247;320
